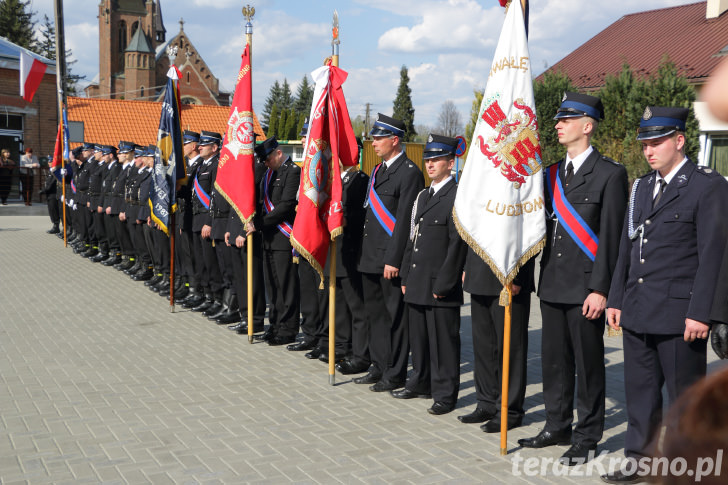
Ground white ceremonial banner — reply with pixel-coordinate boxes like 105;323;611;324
453;0;545;301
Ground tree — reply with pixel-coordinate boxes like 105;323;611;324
296;112;307;140
293;75;314;117
392;65;416;142
276;108;288;140
35;14;81;96
464;88;484;143
267;104;279;138
533;69;576;166
280;78;293;111
436;100;463;137
351;115;367;139
262;81;282;129
0;0;36;50
284;108;297;140
413;124;432;143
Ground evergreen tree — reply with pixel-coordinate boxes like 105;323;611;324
262;81;282;129
0;0;36;50
284;108;297;140
465;88;484;144
35;14;80;96
267;104;279;138
293;75;314;116
533;69;576;166
280;78;293;111
392;65;416;142
277;108;288;140
296;112;307;140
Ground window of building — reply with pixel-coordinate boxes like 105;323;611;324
118;20;127;70
186;71;190;84
131;21;139;38
140;86;145;99
709;135;728;176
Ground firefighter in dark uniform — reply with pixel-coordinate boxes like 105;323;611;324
68;146;86;251
109;141;136;270
98;145;122;265
185;131;224;312
251;136;301;346
128;146;155;281
355;114;425;392
87;145;107;259
459;252;535;432
76;143;96;256
394;134;466;415
518;92;628;466
120;145;144;276
173;131;202;303
601;107;728;484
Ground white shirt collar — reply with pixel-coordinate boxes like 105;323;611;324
430;176;453;195
656;157;688;186
384;151;404;169
565;145;593;174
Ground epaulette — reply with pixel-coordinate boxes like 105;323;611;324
696;165;721;177
601;155;620;166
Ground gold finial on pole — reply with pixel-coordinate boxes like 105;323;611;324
331;10;339;67
243;5;255;47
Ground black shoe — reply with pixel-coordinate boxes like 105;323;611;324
145;274;163;287
268;335;296;346
336;360;370;375
518;429;572;448
191;299;214;313
90;252;109;263
353;371;381;385
481;416;523;433
286;339;316;351
427;401;455;415
102;254;122;266
458;407;496;424
181;292;206;308
255;328;276;341
559;443;598;466
390;388;431;399
173;286;190;302
305;347;324;359
82;248;98;258
47;225;60;234
600;469;646;484
318;352;345;364
369;380;404;392
131;269;154;281
215;311;241;325
229;322;265;333
202;301;224;317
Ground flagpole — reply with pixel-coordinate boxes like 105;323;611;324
499;0;529;456
328;10;341;386
244;5;255;344
168;47;179;313
54;0;68;246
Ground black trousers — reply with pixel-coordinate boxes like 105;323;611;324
215;240;234;289
131;220;150;264
263;248;300;338
193;232;222;293
406;303;461;405
92;209;106;249
115;215;133;256
622;328;706;460
104;212;119;252
540;300;605;446
323;273;368;361
298;258;328;341
471;292;530;419
175;229;195;283
230;234;266;326
153;228;170;274
361;272;409;385
47;196;60;225
143;224;158;269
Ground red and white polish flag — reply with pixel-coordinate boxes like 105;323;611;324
19;51;47;103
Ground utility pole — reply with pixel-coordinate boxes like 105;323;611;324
364;102;371;139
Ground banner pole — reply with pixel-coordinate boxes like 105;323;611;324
244;5;255;344
500;285;513;455
328;10;341;386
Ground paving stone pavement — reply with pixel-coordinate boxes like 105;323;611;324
1;214;726;484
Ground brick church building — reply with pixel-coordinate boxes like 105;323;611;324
85;0;229;106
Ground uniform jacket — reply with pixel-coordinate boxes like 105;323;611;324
333;168;369;278
256;157;300;251
226;161;267;239
400;179;466;307
463;248;535;297
358;152;425;274
538;148;628;305
102;160;122;210
177;155;202;232
88;159;106;208
110;162;131;214
74;160;91;205
136;168;153;221
209;172;231;241
191;155;219;232
607;161;728;334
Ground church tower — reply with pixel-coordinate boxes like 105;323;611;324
95;0;165;99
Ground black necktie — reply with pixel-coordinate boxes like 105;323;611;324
565;161;574;187
653;179;666;208
425;187;434;204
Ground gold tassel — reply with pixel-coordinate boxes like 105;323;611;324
607;326;623;338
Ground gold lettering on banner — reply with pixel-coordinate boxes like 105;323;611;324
489;56;529;77
484;196;544;217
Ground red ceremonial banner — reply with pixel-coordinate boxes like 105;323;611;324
215;45;256;223
291;61;358;286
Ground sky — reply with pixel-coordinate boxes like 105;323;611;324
28;0;693;131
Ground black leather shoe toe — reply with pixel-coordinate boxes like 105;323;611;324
427;401;454;415
369;380;404;392
336;360;369;375
305;347;324;359
481;416;522;433
268;335;296;346
517;429;572;448
286;339;316;351
559;443;598;466
390;388;431;399
353;371;381;385
600;469;646;484
458;407;496;424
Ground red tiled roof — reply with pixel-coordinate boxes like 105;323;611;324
67;96;265;147
537;2;728;89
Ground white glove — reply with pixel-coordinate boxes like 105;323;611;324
60;168;67;176
60;195;64;203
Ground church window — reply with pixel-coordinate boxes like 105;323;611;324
186;71;190;84
141;86;145;99
119;21;127;69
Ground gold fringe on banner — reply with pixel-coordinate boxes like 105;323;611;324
452;206;545;307
214;180;256;226
290;235;325;289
